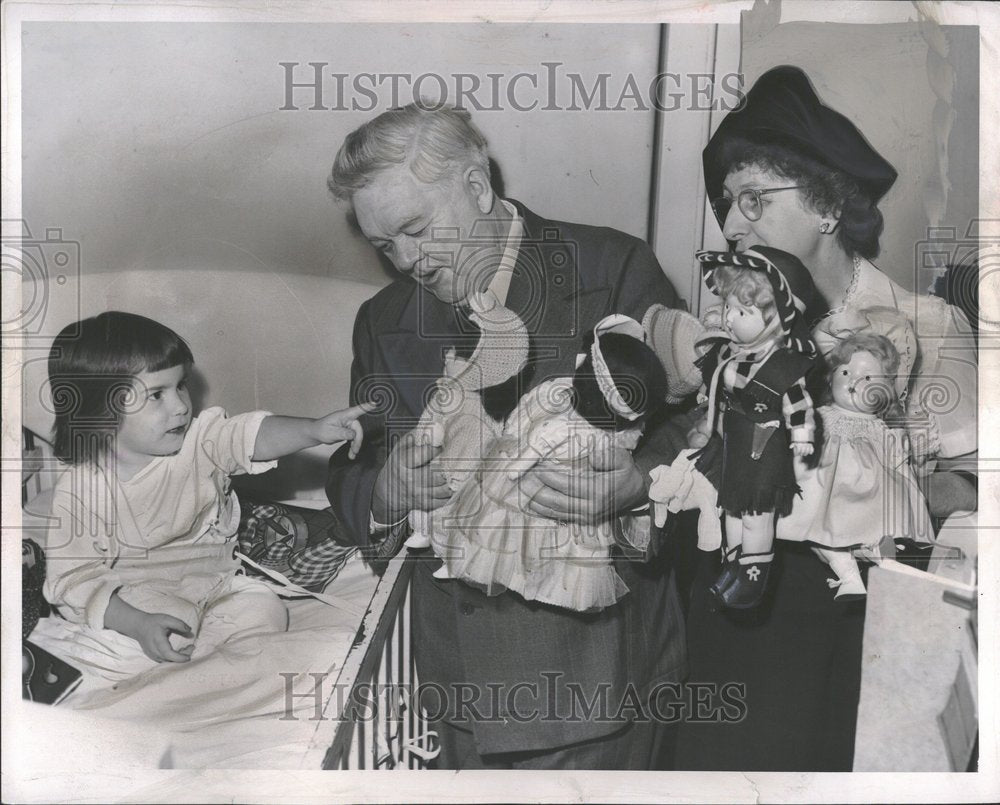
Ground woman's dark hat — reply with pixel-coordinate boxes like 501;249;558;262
703;65;897;206
697;246;819;356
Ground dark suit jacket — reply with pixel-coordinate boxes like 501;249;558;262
327;201;689;755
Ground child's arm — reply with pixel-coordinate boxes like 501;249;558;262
252;402;374;462
783;378;815;457
103;592;194;663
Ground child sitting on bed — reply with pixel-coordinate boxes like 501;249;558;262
42;311;370;678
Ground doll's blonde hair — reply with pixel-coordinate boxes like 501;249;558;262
711;265;778;323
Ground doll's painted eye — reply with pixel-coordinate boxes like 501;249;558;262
841;369;849;376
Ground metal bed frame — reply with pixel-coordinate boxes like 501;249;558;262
305;555;437;770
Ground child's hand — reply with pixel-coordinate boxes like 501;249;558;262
791;441;814;457
133;612;195;663
312;402;376;459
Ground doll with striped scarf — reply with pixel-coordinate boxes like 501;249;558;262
689;247;822;610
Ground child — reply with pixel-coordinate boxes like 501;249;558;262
776;328;933;599
691;247;821;610
42;311;369;679
404;290;529;563
443;314;668;612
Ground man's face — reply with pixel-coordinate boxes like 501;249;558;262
352;164;494;305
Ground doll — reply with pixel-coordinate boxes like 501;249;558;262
776;327;933;599
404;290;530;568
689;247;822;610
442;315;669;612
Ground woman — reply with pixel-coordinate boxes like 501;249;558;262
674;65;978;771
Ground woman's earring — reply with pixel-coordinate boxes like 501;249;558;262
820;222;831;233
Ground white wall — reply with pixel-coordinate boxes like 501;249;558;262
21;22;662;284
19;21;670;498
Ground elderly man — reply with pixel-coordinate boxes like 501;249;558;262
326;104;688;769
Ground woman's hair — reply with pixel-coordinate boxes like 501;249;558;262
710;265;777;323
826;331;902;419
328;103;490;201
48;311;194;464
717;137;885;259
572;332;668;431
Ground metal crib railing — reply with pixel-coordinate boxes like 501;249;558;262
322;557;437;770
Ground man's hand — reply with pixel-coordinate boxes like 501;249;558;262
517;445;646;524
371;428;452;524
311;402;376;459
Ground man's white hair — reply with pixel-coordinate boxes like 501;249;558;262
328;102;490;201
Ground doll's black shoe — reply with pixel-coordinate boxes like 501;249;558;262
708;546;741;601
716;551;773;610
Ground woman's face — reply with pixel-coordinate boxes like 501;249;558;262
719;164;825;261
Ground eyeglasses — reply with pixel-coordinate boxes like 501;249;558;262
710;186;803;225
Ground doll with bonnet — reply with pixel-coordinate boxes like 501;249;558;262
777;308;934;599
443;314;668;612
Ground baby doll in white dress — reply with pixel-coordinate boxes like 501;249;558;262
404;290;529;569
776;329;933;599
442;315;669;612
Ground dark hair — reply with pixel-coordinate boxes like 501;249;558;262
48;311;194;464
717;137;885;259
572;332;668;431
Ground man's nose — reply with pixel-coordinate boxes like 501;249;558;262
393;238;421;272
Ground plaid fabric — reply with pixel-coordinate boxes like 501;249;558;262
236;495;358;592
728;354;816;442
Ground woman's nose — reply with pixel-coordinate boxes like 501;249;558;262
721;204;748;243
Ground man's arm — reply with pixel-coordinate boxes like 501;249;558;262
326;300;387;547
325;300;449;547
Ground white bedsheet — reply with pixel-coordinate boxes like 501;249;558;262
28;553;381;770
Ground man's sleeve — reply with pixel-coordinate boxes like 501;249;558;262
326;299;388;548
608;237;701;555
611;237;698;474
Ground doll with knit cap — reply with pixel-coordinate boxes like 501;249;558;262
405;290;530;576
690;246;821;609
444;315;668;612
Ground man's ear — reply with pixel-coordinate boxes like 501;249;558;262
464;165;495;213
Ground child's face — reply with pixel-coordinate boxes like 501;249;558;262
115;364;192;467
723;293;768;344
831;350;888;414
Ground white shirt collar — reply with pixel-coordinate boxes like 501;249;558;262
484;199;523;307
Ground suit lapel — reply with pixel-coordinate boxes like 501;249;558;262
507;203;610;384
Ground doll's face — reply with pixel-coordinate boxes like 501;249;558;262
831;350;889;414
722;293;768;344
